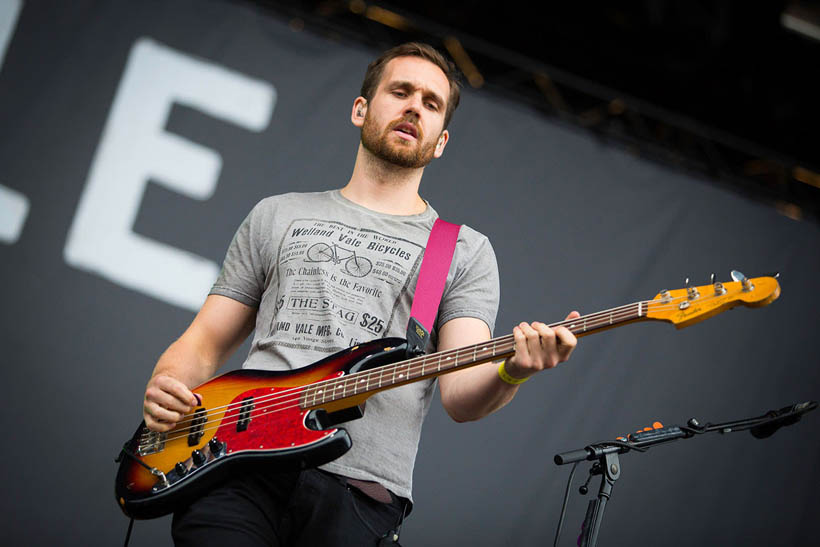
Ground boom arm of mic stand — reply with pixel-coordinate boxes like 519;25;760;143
555;400;818;466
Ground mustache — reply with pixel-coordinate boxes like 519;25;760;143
387;116;423;139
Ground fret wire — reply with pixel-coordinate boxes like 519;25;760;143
549;303;635;330
318;301;661;401
309;298;720;404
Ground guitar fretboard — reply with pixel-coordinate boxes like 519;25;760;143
300;302;645;408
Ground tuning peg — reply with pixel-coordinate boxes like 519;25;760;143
731;270;755;291
713;273;727;295
710;273;716;284
684;277;690;287
686;277;699;300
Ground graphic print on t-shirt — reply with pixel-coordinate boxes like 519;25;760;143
267;218;424;354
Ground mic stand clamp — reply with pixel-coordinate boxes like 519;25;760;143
579;451;620;547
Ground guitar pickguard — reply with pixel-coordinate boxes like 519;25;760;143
215;385;335;453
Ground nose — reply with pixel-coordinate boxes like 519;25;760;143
403;92;423;117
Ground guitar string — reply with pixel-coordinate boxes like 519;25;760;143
152;275;780;443
149;295;682;434
141;292;731;446
149;295;694;443
141;291;741;446
140;289;742;445
141;298;655;440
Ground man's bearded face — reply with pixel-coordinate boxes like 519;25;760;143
360;113;438;169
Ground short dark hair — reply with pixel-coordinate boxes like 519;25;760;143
360;42;462;129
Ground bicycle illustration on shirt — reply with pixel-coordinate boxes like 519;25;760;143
305;242;373;277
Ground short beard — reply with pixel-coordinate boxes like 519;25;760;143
361;115;437;169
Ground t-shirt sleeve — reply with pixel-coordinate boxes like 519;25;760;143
435;229;500;335
209;200;272;307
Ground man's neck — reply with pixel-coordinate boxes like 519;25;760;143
341;144;428;216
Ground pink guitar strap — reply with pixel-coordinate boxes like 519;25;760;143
409;218;461;334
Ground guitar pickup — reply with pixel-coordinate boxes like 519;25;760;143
237;397;254;432
187;408;207;446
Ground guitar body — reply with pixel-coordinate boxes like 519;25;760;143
115;337;408;520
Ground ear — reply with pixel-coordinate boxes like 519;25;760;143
351;97;367;128
433;129;450;159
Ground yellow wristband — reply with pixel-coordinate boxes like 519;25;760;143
497;360;529;385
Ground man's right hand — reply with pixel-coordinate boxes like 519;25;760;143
143;374;200;432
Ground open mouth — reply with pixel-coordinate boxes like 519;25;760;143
393;122;418;140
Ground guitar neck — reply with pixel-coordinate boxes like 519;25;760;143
302;302;646;407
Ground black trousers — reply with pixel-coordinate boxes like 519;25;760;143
171;469;406;546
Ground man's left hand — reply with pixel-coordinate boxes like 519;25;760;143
504;311;580;381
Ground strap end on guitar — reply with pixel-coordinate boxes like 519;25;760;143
406;317;431;358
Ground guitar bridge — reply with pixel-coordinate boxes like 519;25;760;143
138;429;167;456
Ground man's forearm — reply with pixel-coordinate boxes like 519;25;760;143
439;360;520;422
143;336;222;431
150;336;220;389
437;315;579;424
143;295;257;432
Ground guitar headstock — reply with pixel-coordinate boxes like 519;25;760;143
645;272;781;329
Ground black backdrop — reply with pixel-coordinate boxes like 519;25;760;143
1;2;818;545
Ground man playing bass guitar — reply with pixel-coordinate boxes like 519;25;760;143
141;42;579;546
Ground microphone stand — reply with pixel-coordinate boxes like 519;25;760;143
553;401;817;547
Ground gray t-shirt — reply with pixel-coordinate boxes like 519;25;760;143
210;189;499;500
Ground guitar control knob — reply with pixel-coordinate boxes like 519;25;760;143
174;462;188;476
192;449;207;467
208;437;223;456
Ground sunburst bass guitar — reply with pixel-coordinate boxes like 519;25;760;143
115;272;780;519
